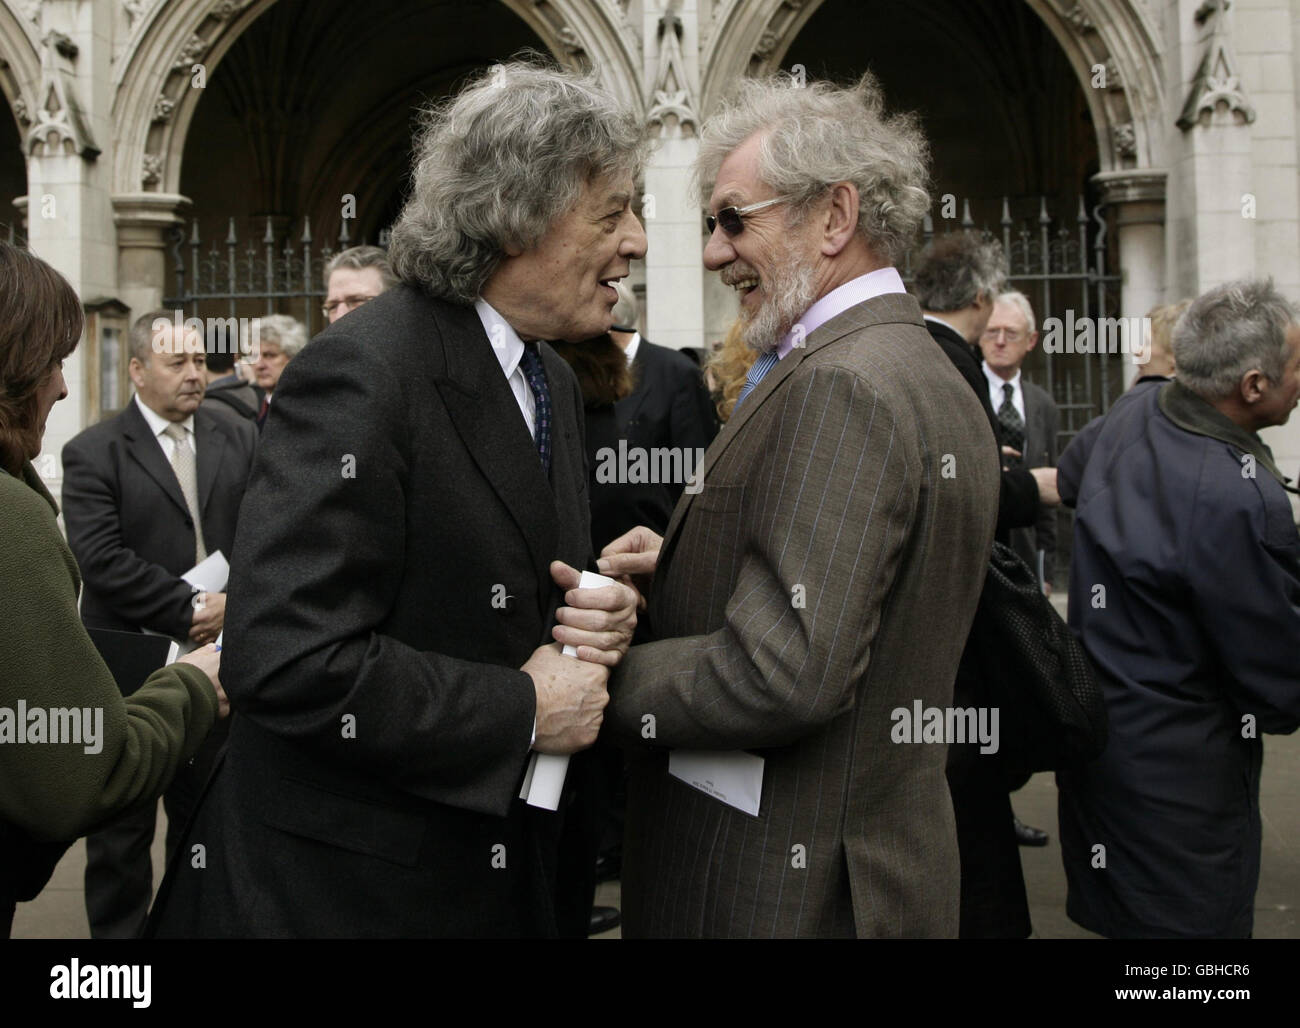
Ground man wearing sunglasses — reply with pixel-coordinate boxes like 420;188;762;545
600;73;1001;938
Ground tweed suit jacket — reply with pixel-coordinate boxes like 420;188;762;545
1007;378;1059;585
606;291;1001;937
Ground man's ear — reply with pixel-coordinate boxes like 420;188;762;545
1026;330;1039;354
1240;367;1269;406
128;356;146;389
821;181;860;257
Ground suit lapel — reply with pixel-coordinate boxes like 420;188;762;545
121;401;191;520
195;412;226;515
431;299;559;620
659;293;924;567
615;347;650;430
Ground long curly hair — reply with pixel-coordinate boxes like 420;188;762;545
0;242;82;475
706;320;758;423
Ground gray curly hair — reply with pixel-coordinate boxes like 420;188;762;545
1174;279;1298;400
388;59;647;304
254;314;308;359
695;71;930;266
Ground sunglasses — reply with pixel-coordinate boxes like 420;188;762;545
705;196;789;237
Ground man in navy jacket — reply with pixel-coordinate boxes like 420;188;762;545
1057;279;1300;937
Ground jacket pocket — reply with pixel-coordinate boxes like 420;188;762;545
261;776;425;867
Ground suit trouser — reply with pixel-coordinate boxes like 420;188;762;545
84;722;225;938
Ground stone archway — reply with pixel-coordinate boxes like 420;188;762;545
112;0;643;201
0;1;40;236
701;0;1165;177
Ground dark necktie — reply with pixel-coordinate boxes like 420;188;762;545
518;342;552;474
998;382;1024;468
256;394;269;429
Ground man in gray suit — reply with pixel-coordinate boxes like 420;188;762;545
599;73;1001;937
980;291;1059;594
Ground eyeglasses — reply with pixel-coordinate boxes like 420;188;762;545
322;295;377;318
705;197;789;237
982;327;1026;344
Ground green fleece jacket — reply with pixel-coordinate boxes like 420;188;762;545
0;460;218;904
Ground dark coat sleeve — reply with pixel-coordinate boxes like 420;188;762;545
1033;389;1060;584
61;431;196;638
221;330;537;818
928;326;1039;536
1058;414;1104;509
1189;466;1300;735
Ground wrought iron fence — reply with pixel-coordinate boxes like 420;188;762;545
900;195;1123;591
163;215;382;338
900;194;1123;455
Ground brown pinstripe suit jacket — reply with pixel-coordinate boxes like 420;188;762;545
606;291;1001;937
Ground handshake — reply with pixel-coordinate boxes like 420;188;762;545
523;527;662;755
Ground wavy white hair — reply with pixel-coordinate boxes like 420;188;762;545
388;59;647;304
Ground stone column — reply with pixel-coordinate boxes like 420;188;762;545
1092;170;1167;388
642;0;704;352
113;193;191;320
23;0;115;487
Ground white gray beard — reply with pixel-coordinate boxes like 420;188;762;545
740;246;816;353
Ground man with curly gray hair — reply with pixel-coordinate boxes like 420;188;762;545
600;72;1001;937
152;60;643;939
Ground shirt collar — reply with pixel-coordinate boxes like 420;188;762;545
922;313;965;339
777;266;906;359
1159;380;1295;491
983;362;1021;393
624;331;641;365
134;393;195;438
475;297;525;380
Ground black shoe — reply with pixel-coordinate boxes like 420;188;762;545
1013;817;1049;847
588;906;621;935
594;851;621;883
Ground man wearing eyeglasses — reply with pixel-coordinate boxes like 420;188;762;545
981;291;1059;595
322;245;397;324
598;73;1001;938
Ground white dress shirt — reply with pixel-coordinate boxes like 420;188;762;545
983;363;1025;422
134;393;197;461
475;298;536;440
623;331;641;365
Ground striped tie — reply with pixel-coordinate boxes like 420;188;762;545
735;348;780;410
163;423;207;563
518;342;552;474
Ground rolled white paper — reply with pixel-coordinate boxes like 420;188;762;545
520;570;619;810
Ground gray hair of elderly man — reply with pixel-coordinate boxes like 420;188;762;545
911;231;1007;313
694;71;930;267
253;314;309;359
1173;279;1299;400
324;245;398;291
996;290;1037;336
387;57;647;304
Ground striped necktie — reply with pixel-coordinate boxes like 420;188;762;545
735;348;780;410
518;342;552;474
163;423;207;563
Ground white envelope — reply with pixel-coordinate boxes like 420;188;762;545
668;750;765;816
